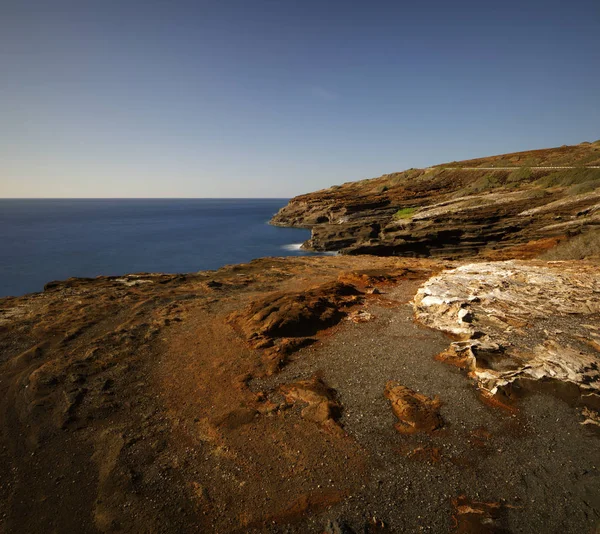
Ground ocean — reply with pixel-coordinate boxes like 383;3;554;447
0;199;323;298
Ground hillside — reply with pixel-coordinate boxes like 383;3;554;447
439;140;600;168
271;141;600;258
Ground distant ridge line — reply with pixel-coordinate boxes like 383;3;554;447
438;166;600;170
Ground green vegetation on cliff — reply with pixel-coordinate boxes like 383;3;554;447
438;140;600;168
393;207;417;219
270;141;600;259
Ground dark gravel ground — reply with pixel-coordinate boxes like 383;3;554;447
251;280;600;533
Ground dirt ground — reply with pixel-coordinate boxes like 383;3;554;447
0;255;598;533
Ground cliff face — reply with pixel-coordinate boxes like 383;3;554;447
271;142;600;258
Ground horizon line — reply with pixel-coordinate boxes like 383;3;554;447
0;197;293;200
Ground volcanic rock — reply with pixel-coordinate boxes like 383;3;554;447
271;143;600;259
384;382;444;434
228;281;362;373
280;376;343;434
413;260;600;397
451;495;508;533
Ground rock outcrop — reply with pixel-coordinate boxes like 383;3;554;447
384;382;444;434
280;376;343;435
451;495;508;533
227;280;362;373
413;260;600;398
271;142;600;259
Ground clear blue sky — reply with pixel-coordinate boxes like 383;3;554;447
1;0;599;198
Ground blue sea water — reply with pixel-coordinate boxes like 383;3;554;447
0;199;321;298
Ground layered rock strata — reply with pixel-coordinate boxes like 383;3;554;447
413;260;600;399
272;180;600;258
271;143;600;258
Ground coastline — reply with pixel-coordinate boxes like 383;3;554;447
1;142;599;532
0;198;313;298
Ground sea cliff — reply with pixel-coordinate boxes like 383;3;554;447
271;141;600;259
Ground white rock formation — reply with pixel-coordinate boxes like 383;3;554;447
414;260;600;396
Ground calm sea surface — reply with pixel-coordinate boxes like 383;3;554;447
0;199;321;298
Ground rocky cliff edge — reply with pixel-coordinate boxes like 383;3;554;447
271;141;600;259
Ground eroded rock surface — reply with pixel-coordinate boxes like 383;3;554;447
384;381;444;434
1;254;599;533
413;260;600;397
228;281;362;373
230;281;361;340
271;143;600;259
280;376;343;435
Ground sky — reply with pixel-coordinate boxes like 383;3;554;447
1;0;599;198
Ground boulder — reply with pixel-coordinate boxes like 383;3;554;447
384;382;444;434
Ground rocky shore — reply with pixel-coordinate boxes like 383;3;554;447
1;142;599;533
271;142;600;259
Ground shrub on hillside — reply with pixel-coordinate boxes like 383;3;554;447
464;173;502;193
535;168;600;189
541;230;600;260
393;207;417;219
507;167;533;183
567;179;600;195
